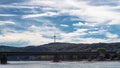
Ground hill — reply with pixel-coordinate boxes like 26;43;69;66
0;42;120;52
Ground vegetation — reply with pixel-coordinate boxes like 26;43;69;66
0;42;120;52
0;42;120;60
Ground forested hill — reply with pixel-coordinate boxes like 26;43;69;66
0;42;120;52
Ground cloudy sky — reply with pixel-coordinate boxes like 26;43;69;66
0;0;120;46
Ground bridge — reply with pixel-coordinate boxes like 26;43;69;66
0;52;117;64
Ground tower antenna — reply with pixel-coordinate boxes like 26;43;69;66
53;33;56;43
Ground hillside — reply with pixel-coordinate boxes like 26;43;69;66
0;42;120;52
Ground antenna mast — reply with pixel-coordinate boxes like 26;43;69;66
53;33;56;43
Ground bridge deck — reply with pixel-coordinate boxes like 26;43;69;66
0;52;117;64
0;52;98;56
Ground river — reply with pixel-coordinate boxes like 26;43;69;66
0;61;120;68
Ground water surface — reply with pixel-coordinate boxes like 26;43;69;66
0;61;120;68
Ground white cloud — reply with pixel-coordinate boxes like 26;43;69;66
21;0;120;26
0;5;35;9
0;14;16;17
60;24;69;27
106;32;119;39
0;31;51;45
23;0;85;9
0;20;15;25
0;0;120;46
0;24;62;46
71;38;107;44
86;0;120;6
0;24;119;46
88;27;107;33
59;34;120;44
70;6;120;26
108;19;120;25
59;30;120;43
0;24;90;46
60;28;88;38
22;12;59;18
73;22;87;26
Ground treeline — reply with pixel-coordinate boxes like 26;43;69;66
0;42;120;52
1;42;120;61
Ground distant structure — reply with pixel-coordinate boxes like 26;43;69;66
53;33;56;43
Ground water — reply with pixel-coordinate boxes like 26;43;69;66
0;61;120;68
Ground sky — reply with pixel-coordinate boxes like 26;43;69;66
0;0;120;46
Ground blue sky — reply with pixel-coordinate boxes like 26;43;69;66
0;0;120;46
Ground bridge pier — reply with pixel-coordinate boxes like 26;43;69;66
109;53;115;60
53;54;60;62
76;55;82;61
88;56;92;61
0;54;7;64
68;55;74;61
